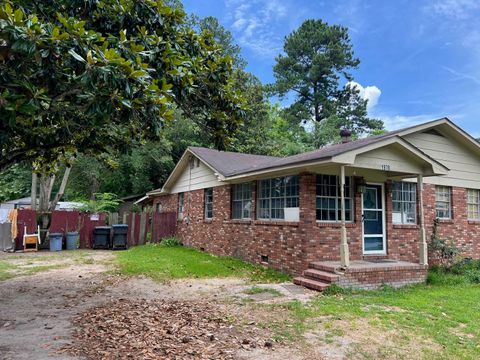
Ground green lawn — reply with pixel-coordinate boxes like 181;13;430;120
271;280;480;359
0;261;16;281
116;244;291;283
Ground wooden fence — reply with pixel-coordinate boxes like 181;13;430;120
10;209;176;250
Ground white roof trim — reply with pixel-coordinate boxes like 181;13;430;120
331;136;449;175
156;148;224;194
396;117;480;155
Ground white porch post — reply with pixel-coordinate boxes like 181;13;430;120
340;165;350;267
418;174;428;265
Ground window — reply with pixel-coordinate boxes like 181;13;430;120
435;186;452;219
392;182;417;224
467;189;480;220
156;203;163;213
232;183;252;219
316;175;353;222
178;193;184;219
257;176;299;220
204;188;213;219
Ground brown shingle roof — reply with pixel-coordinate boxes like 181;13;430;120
188;147;279;177
189;118;448;177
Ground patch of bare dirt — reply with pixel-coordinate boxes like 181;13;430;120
303;316;443;360
0;251;309;360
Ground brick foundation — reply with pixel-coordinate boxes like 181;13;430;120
335;266;428;290
152;174;480;278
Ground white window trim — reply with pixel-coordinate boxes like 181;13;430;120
467;188;480;220
435;185;452;220
204;188;213;219
392;181;417;225
178;192;184;220
257;176;299;221
315;175;354;223
232;183;252;220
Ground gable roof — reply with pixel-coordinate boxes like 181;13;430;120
149;117;479;195
188;147;278;177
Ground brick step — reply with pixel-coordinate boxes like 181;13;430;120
303;268;340;283
293;277;330;291
309;262;343;274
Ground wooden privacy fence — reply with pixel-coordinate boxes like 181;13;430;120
12;209;177;250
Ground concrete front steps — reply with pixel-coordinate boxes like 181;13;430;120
293;262;342;292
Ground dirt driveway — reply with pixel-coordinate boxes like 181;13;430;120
0;251;317;360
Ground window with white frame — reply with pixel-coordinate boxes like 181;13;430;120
178;192;184;219
232;183;252;219
392;182;417;224
467;189;480;220
316;175;353;222
435;186;452;219
257;176;299;220
204;188;213;219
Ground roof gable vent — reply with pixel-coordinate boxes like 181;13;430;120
422;129;445;137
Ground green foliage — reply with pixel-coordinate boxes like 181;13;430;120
0;0;246;171
271;19;384;140
244;286;283;297
0;162;31;201
428;260;480;285
79;193;122;213
429;218;460;268
116;244;291;283
159;237;182;247
277;281;480;358
192;15;246;69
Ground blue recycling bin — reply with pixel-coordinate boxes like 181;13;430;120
66;231;78;250
49;233;63;252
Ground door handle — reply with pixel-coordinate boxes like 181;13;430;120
362;214;365;222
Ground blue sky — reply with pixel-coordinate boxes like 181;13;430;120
183;0;480;135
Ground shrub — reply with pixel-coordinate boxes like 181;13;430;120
465;269;480;284
160;237;182;247
429;218;460;269
429;259;480;285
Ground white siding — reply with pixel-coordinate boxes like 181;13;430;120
169;157;223;194
403;131;480;188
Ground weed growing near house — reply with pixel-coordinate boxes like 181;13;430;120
428;260;480;285
116;244;291;283
159;237;182;247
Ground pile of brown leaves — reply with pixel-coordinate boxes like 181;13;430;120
59;299;273;359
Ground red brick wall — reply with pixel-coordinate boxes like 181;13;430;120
152;175;480;275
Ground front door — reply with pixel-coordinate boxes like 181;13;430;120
362;184;386;254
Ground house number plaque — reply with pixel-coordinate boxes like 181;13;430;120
381;164;391;171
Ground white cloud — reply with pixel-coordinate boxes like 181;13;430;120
377;114;437;131
347;81;381;110
429;0;480;20
442;66;480;85
224;0;289;57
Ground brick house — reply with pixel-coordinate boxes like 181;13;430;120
144;118;480;290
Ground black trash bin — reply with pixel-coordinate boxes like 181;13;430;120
93;226;111;249
111;224;128;250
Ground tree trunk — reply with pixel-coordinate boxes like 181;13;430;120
37;174;55;243
49;166;72;212
31;172;38;210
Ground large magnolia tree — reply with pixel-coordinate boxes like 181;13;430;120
0;0;246;172
0;0;246;235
